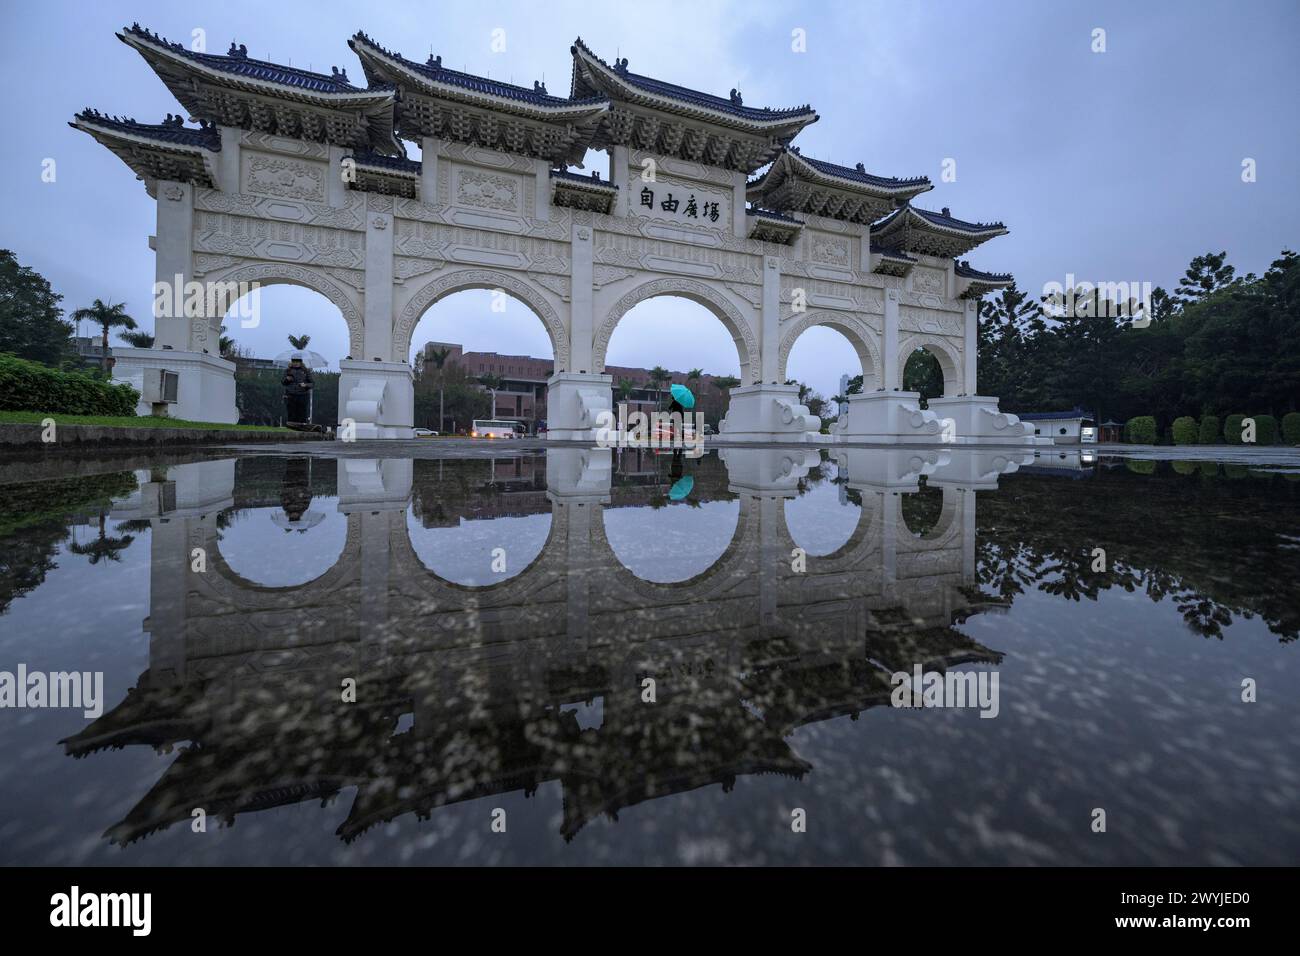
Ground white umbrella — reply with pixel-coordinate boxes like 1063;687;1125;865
271;509;326;532
272;348;329;369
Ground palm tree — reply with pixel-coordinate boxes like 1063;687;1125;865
648;365;671;410
119;329;154;349
288;333;311;351
72;299;136;372
67;514;136;565
616;377;636;403
218;325;236;358
478;373;503;418
712;375;741;420
427;346;452;431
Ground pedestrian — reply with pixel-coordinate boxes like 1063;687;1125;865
282;356;313;425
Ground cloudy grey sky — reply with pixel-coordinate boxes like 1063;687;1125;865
2;0;1296;400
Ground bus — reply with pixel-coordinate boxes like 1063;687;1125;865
471;419;524;439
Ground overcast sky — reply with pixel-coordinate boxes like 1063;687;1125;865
2;0;1296;400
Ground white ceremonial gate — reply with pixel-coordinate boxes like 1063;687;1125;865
75;25;1040;444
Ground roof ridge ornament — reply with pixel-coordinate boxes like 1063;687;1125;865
534;79;548;94
331;65;349;82
855;162;865;173
227;41;248;59
614;56;629;73
426;54;442;70
729;88;743;106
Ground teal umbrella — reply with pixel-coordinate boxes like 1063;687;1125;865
670;383;696;409
668;475;694;501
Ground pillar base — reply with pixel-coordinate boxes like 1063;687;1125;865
339;360;413;439
545;372;612;441
718;384;822;442
834;392;1046;445
111;348;237;424
925;395;1045;445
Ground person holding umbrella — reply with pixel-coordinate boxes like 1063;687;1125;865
282;355;314;426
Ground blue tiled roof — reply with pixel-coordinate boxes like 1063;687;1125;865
123;24;374;95
1017;407;1094;421
955;260;1012;281
351;150;421;174
571;38;814;122
353;32;607;109
877;204;1005;234
747;206;804;224
792;150;930;190
72;109;221;150
550;168;618;188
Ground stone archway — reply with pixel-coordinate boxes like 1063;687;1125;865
592;277;759;385
899;335;963;397
392;268;570;370
205;262;365;359
777;311;881;388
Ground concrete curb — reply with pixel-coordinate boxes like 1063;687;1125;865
0;422;323;450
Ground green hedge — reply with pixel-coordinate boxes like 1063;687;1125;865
1252;414;1278;445
1224;414;1246;445
1125;415;1157;444
1171;416;1198;445
1198;415;1220;444
0;352;139;417
1283;412;1300;445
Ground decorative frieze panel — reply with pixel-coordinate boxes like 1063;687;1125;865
238;132;329;160
900;307;964;337
594;233;761;283
194;211;364;268
392;220;569;274
454;167;522;213
394;257;445;283
807;231;853;268
194;188;364;231
779;279;883;315
627;150;738;189
241;151;327;203
912;266;946;297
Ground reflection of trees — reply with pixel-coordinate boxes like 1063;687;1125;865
975;465;1300;641
0;472;139;613
67;515;135;565
900;482;944;537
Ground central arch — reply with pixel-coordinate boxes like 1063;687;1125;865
898;335;962;397
593;277;758;384
393;269;570;371
778;311;881;387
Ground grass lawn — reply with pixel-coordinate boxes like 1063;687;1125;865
0;410;292;431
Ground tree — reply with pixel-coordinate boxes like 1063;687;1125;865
712;374;741;420
1174;251;1236;309
118;329;154;349
425;345;452;430
67;514;136;566
71;299;136;373
616;377;636;403
287;333;311;351
218;325;236;358
648;365;671;409
0;250;73;366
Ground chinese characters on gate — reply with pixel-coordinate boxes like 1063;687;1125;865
640;186;721;223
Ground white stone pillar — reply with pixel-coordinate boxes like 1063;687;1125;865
419;136;440;206
882;287;901;390
216;126;241;193
610;145;630;217
760;255;781;383
731;169;747;238
327;145;348;207
533;158;551;220
569;222;594;373
858;223;872;273
963;298;978;396
363;206;394;362
154;181;194;351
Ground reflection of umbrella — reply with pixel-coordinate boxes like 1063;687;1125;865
668;475;694;501
272;349;329;369
271;509;326;532
670;383;696;409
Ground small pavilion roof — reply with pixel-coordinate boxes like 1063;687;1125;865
955;260;1014;298
747;147;932;224
870;241;917;277
70;110;220;189
550;169;619;214
118;23;401;154
568;38;817;171
871;203;1008;258
348;149;422;199
349;32;609;165
746;206;805;245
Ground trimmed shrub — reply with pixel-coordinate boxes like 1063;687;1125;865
1252;414;1278;445
0;352;138;416
1224;463;1249;479
1125;415;1157;444
1126;459;1156;475
1224;414;1246;445
1171;459;1197;475
1171;416;1198;445
1283;412;1300;446
1199;461;1219;478
1198;415;1220;444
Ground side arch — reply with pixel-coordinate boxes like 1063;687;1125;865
778;311;881;387
592;277;759;384
898;334;963;397
205;262;365;358
392;269;570;370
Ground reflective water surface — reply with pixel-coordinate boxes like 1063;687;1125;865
1;447;1297;865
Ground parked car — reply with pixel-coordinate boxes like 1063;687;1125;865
413;428;439;438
